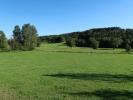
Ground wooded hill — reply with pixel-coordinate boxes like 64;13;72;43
39;27;133;51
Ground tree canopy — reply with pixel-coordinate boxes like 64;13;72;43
40;27;133;51
9;24;39;51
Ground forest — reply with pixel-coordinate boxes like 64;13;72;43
40;27;133;51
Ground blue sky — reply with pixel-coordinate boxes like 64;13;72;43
0;0;133;37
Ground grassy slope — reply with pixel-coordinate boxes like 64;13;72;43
0;43;133;100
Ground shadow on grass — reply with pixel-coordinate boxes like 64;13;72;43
69;89;133;100
43;73;133;83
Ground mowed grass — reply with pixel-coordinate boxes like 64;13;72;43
0;43;133;99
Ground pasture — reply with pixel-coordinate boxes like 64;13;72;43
0;43;133;100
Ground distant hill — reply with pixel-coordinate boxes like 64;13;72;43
39;27;133;51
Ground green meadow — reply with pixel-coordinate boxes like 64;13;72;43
0;43;133;100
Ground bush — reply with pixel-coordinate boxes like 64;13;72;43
90;38;99;49
125;44;132;52
66;37;76;47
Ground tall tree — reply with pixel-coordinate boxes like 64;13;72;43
22;24;38;50
0;31;9;51
12;25;22;50
11;24;38;51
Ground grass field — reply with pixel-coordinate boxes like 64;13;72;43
0;43;133;100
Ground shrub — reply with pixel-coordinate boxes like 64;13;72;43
90;38;99;49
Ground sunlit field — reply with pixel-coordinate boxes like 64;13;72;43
0;43;133;100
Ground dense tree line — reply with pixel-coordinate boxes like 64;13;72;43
40;27;133;51
0;24;40;51
39;35;65;43
1;26;133;52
